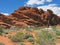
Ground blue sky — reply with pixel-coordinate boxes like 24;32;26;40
0;0;27;13
0;0;60;16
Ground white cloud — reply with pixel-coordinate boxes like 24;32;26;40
25;0;52;6
37;4;60;16
1;12;9;16
46;0;52;2
25;0;60;16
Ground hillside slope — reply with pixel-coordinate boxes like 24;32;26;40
0;6;60;28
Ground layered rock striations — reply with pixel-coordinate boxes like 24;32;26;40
0;6;60;28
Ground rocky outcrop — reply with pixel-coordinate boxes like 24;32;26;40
0;6;60;28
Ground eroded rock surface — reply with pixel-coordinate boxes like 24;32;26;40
0;6;60;28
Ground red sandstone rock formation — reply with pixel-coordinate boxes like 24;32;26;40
0;6;60;28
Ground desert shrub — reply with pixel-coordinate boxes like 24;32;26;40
36;30;55;45
56;30;60;36
24;33;33;39
24;26;43;31
0;28;3;35
27;37;34;44
0;28;3;33
18;43;25;45
52;26;56;31
4;32;8;34
25;27;33;31
10;32;25;42
10;26;15;30
33;26;43;30
0;42;5;45
10;36;21;42
0;32;2;35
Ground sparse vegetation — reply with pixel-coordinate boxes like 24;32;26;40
52;26;56;31
0;28;3;32
18;43;25;45
0;26;60;45
10;32;25;42
36;29;56;45
0;42;5;45
10;31;34;42
4;32;8;34
24;33;33;39
0;32;2;35
56;30;60;36
27;37;34;44
0;28;3;35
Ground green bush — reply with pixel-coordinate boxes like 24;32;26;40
0;28;3;35
56;31;60;36
10;32;25;42
0;28;3;33
24;33;33;39
25;27;32;31
36;30;55;45
18;43;25;45
27;37;34;44
52;26;56;31
4;32;8;34
0;32;2;35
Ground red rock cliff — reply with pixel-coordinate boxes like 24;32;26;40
0;6;60;28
